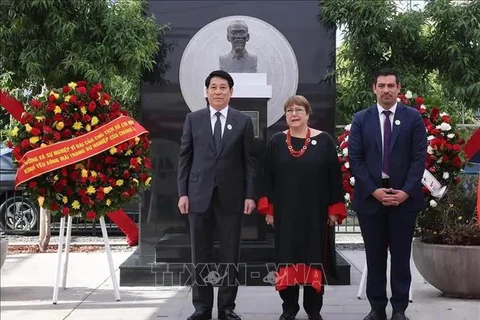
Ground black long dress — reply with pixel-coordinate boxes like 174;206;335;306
259;131;346;291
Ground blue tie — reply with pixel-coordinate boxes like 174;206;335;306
214;112;222;153
383;110;392;175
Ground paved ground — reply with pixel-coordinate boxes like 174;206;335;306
1;248;479;320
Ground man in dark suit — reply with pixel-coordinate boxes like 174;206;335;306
349;68;427;320
177;70;257;320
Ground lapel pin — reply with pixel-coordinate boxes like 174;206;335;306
395;120;401;125
311;140;317;145
227;124;232;130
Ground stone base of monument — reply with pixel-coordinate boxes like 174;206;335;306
120;233;350;286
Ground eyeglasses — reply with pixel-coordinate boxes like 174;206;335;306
285;108;306;115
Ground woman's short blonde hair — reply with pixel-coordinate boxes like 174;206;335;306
283;95;312;115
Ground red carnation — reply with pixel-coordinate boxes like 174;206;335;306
62;86;70;93
31;127;41;136
77;86;87;94
62;207;70;216
6;141;13;148
38;188;46;196
82;114;91;123
50;203;59;211
415;96;424;106
88;101;97;113
28;181;37;188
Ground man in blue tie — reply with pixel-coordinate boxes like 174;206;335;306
349;68;427;320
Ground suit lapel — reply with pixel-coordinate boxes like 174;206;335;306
218;109;238;156
390;104;406;152
367;105;382;152
202;108;216;152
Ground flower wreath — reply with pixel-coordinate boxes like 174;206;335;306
5;81;152;220
337;91;466;210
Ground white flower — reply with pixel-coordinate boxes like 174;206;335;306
342;148;348;156
344;193;350;201
397;97;401;102
420;104;426;110
443;172;449;180
345;162;350;169
344;124;352;131
345;135;349;142
405;91;413;99
447;133;455;139
440;112;448;117
440;123;452;131
350;177;355;186
430;200;437;208
427;146;434;154
427;135;435;141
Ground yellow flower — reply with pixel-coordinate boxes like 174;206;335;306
10;127;19;136
54;175;59;181
62;196;68;204
38;196;45;207
56;121;65;131
125;149;133;156
80;106;87;115
116;180;124;187
73;121;83;130
49;91;59;99
106;199;112;206
132;178;139;185
40;143;47;148
25;124;33;132
86;185;96;194
81;169;89;178
136;157;142;164
29;136;39;144
86;124;91;132
35;116;45;121
135;137;140;144
91;116;99;126
103;186;113;194
64;95;71;102
72;200;80;210
68;82;77;89
54;105;62;114
90;171;97;178
75;163;84;169
109;147;117;155
145;177;152;186
458;216;463;220
105;100;110;105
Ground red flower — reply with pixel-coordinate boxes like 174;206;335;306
77;81;88;87
50;203;59;211
28;181;37;188
86;211;97;220
62;86;70;93
88;101;96;113
77;87;87;94
62;207;70;216
416;96;425;105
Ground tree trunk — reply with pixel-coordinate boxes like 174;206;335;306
38;207;51;252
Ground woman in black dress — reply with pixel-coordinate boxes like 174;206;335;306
258;95;346;320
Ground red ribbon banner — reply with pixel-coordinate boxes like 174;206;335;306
15;116;148;188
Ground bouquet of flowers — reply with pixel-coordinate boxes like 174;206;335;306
5;81;152;220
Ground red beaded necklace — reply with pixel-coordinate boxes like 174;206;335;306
286;128;311;158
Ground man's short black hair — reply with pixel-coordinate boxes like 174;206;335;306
374;68;400;84
205;70;234;89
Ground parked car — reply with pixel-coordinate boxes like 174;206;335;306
0;146;139;234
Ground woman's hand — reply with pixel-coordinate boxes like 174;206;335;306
265;215;274;227
327;214;339;227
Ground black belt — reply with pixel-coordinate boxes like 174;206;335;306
382;178;390;188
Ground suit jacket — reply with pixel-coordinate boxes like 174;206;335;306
177;107;256;213
348;103;427;214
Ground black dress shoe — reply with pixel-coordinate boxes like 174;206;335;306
307;314;323;320
363;309;387;320
279;311;296;320
186;309;212;320
218;308;241;320
391;312;409;320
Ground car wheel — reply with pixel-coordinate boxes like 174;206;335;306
0;195;39;231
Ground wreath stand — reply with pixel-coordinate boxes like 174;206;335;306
52;215;121;304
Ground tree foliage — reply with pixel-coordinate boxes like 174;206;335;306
0;0;169;118
320;0;480;124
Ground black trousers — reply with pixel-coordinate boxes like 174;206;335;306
279;285;323;316
188;188;243;312
357;180;417;312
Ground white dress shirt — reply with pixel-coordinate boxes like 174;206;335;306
209;105;228;137
377;103;397;179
